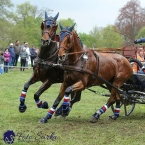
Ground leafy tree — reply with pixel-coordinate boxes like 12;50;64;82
115;0;145;43
136;26;145;44
0;0;13;19
89;25;124;49
16;2;39;28
0;18;14;49
78;33;95;48
101;25;124;48
136;26;145;38
90;26;103;48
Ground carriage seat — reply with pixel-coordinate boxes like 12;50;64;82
126;73;145;89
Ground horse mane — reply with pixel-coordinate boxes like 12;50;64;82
72;30;83;48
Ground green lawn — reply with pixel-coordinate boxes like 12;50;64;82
0;69;145;145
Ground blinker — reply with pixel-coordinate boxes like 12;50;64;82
46;20;53;26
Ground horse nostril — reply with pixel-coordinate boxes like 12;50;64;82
59;56;62;60
62;55;65;60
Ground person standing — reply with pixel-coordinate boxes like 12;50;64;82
3;48;10;73
0;51;4;74
8;43;15;68
19;47;29;71
13;40;21;66
22;42;30;68
29;46;37;67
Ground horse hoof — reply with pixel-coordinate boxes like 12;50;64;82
40;118;48;123
54;108;62;116
90;116;99;123
108;115;118;120
19;105;27;113
90;113;100;123
62;108;70;116
42;101;49;109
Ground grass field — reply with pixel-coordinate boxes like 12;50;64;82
1;69;145;145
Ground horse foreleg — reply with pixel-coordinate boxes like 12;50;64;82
34;80;51;109
19;74;38;113
40;81;84;123
40;82;67;123
58;81;85;117
54;90;82;117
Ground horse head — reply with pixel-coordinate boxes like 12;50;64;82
41;12;59;45
58;23;76;63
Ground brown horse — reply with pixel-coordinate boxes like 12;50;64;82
40;23;133;123
18;13;82;118
18;12;60;112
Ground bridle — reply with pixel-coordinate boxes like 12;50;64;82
59;30;74;55
41;20;57;45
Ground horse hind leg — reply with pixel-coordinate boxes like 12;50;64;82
105;84;121;120
90;83;121;123
108;96;121;120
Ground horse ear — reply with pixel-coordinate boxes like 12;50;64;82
69;23;76;32
53;12;59;21
59;22;64;30
45;11;49;20
41;22;44;30
55;34;60;42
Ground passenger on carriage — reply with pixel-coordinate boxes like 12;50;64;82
133;47;145;74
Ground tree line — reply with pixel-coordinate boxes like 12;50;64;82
0;0;145;50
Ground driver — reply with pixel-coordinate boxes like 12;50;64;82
134;38;145;44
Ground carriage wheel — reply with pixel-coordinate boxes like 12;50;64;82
111;101;135;116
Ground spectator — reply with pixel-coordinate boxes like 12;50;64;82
133;47;144;73
19;47;29;71
3;48;10;73
8;43;15;68
35;48;39;55
20;42;26;51
0;51;4;74
22;42;30;68
29;46;37;67
13;40;21;66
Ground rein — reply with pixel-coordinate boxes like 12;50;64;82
35;48;59;65
60;42;136;56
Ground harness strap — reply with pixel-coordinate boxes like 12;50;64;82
93;51;99;75
60;65;128;97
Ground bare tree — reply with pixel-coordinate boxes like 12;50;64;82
115;0;145;43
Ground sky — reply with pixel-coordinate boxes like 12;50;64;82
11;0;145;34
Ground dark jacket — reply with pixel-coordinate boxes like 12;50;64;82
8;47;15;58
30;48;37;58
